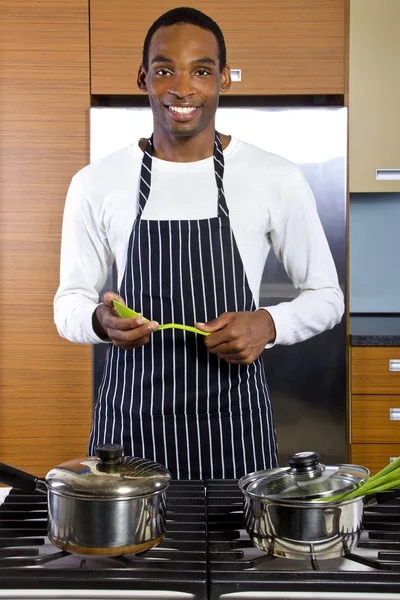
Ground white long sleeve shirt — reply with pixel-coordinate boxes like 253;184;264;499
54;136;344;346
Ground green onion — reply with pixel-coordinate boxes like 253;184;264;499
314;459;400;503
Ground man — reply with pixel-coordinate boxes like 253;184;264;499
54;7;344;480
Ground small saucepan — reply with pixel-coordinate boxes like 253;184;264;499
0;444;171;556
239;451;370;560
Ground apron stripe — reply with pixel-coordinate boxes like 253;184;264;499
178;221;192;478
109;346;120;442
147;220;157;461
168;225;182;478
227;224;248;473
209;221;226;477
89;132;278;478
187;220;202;477
252;359;267;469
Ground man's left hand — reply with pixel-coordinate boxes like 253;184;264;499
195;310;276;365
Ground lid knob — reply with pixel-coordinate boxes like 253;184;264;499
94;444;124;462
288;451;320;473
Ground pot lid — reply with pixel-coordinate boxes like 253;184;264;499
46;444;171;499
242;451;369;501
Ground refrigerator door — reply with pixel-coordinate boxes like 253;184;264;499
90;106;347;465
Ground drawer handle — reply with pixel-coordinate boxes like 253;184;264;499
230;69;242;82
389;360;400;372
390;409;400;420
376;169;400;181
390;457;399;463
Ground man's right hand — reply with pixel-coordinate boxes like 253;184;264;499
93;291;159;350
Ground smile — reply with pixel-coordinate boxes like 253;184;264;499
165;105;201;121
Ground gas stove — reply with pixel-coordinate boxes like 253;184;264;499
206;480;400;600
1;481;400;599
0;481;206;600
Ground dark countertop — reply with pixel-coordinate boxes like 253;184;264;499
350;315;400;346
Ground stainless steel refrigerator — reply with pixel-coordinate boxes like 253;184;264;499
90;105;347;466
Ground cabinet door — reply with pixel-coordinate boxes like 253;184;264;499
349;0;400;192
90;0;346;96
351;347;400;395
350;444;400;476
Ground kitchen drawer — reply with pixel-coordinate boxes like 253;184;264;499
351;347;400;394
350;444;400;476
352;394;400;443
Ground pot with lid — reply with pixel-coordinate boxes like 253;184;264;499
238;451;370;560
0;444;171;556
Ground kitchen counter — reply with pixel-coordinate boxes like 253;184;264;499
350;315;400;346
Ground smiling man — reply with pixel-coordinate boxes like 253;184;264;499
54;7;344;479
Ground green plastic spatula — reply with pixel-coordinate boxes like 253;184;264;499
112;300;210;336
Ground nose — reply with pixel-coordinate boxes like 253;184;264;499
168;73;195;99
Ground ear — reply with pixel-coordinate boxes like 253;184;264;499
220;65;232;94
137;65;148;92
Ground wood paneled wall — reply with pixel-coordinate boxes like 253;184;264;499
0;1;92;476
90;0;346;96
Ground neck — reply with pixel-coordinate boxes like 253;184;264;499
152;123;216;162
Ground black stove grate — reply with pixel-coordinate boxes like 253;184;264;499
0;481;207;598
206;480;400;599
3;480;400;597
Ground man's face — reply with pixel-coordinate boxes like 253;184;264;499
138;24;231;138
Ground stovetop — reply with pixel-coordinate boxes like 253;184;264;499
1;480;400;599
0;481;207;599
206;480;400;599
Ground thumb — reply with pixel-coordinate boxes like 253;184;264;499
102;291;124;308
195;313;231;332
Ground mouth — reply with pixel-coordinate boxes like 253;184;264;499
164;105;201;122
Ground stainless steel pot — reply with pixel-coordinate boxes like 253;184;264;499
238;451;370;560
0;444;171;556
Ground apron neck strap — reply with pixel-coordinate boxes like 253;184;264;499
138;132;229;217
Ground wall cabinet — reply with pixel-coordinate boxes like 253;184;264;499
349;0;400;192
90;0;346;96
350;347;400;474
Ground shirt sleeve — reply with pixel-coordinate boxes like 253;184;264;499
54;173;113;344
259;167;344;346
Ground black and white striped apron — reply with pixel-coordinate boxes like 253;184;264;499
89;132;278;479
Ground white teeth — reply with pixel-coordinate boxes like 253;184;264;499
169;106;197;114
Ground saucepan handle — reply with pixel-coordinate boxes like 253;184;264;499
0;462;47;494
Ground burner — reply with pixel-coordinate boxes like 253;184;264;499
0;481;207;599
206;480;400;599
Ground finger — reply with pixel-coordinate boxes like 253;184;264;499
103;291;125;308
108;320;159;340
107;315;153;331
195;312;232;332
108;324;157;349
204;327;247;351
204;333;235;351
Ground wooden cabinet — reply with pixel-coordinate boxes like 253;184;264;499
350;347;400;475
0;0;92;476
352;395;400;443
352;347;400;394
349;0;400;192
90;0;347;96
351;444;400;475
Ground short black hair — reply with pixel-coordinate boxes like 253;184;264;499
142;6;227;73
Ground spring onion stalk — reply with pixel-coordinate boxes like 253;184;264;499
314;457;400;503
364;456;400;484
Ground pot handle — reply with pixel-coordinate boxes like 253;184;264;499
0;462;47;494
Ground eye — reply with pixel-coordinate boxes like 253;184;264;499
155;69;173;76
195;69;211;76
